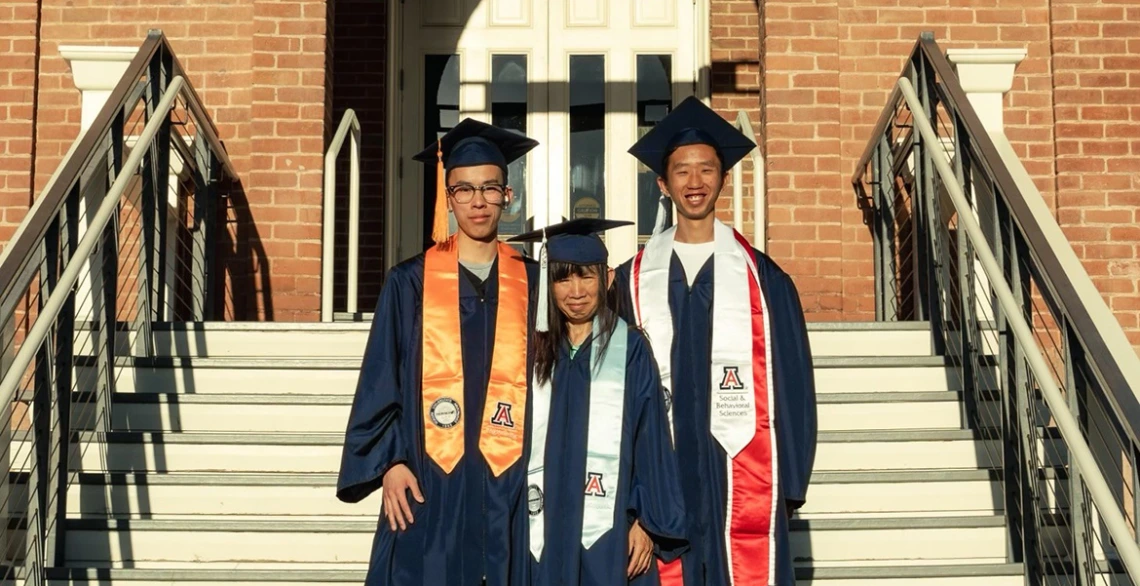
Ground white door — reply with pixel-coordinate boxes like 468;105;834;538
393;0;697;266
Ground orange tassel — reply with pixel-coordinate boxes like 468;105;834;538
432;139;450;244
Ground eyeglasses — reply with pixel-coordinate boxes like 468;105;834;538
447;183;508;205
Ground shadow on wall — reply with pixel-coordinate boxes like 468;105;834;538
711;60;761;97
216;176;274;321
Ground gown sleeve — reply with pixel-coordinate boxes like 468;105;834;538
625;330;689;562
762;257;818;510
336;264;416;503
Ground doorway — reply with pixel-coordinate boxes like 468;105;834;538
387;0;704;266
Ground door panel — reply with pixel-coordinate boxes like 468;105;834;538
396;0;693;266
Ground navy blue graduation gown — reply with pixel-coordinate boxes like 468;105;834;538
337;254;538;586
529;326;687;586
613;248;817;586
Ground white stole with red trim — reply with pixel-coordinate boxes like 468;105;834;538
631;220;779;585
527;317;628;560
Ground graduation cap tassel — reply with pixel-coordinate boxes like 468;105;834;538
431;139;450;244
652;194;670;236
536;231;550;333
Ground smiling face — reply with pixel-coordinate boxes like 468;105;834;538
447;164;511;242
552;264;605;326
657;143;728;222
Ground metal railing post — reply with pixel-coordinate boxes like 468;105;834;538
993;183;1022;565
322;110;362;321
1065;323;1093;585
875;134;899;321
191;134;213;322
870;144;884;321
1010;230;1042;584
347;120;361;315
137;57;169;353
0;316;10;571
51;190;79;569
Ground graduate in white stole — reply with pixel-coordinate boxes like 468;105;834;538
614;97;818;586
510;218;687;586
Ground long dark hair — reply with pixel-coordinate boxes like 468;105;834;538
534;261;619;385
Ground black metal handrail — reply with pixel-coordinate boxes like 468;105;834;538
853;33;1140;453
854;33;1140;584
0;30;237;585
0;30;236;306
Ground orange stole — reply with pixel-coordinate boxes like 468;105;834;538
421;237;529;477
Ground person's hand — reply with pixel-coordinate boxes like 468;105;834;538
382;463;424;531
627;519;653;579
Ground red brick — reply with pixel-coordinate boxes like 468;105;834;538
1079;106;1130;121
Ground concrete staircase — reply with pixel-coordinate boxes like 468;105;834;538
40;321;1029;585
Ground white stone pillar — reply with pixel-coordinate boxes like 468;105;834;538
60;46;138;133
946;48;1026;330
946;49;1028;134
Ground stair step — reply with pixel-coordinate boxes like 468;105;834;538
794;563;1024;584
813;429;1063;472
803;470;1001;518
132;321;936;359
7;467;1068;520
61;515;1019;566
94;390;1022;433
790;516;1010;565
76;355;990;395
42;564;1028;585
47;568;367;585
803;469;1068;518
7;429;1061;474
16;470;998;519
64;473;373;518
812;356;995;394
107;394;353;433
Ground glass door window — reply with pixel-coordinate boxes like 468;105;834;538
397;0;695;266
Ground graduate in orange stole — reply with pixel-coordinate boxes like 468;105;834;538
337;119;539;586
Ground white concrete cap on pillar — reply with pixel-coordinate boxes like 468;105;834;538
945;48;1028;133
59;45;138;132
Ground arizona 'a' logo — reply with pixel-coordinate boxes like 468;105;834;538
490;402;515;428
719;366;745;390
584;472;607;497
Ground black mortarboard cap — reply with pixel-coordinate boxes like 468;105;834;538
412;118;539;243
413;118;538;171
627;96;756;177
508;218;632;265
507;217;632;332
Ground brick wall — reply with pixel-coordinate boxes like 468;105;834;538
763;1;846;318
760;1;1061;323
1051;1;1140;347
4;0;1140;338
708;0;763;258
32;1;256;194
2;0;331;321
244;0;329;320
0;0;39;246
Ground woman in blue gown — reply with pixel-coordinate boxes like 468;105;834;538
509;218;688;586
